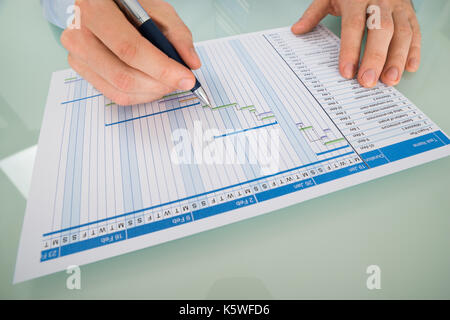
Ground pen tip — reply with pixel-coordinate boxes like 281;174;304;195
194;87;212;107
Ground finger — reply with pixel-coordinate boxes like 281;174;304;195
338;2;367;79
61;27;174;95
380;10;412;86
405;15;421;72
78;0;196;91
148;2;201;70
67;54;167;106
291;0;329;34
357;6;394;88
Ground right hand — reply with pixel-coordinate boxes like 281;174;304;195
61;0;201;106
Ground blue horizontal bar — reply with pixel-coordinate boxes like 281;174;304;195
40;248;60;262
434;130;450;145
39;130;450;258
41;163;370;259
214;122;278;138
127;213;193;239
313;163;367;184
360;130;449;168
360;149;389;168
105;102;200;126
43;151;355;237
60;230;127;257
41;163;368;260
316;145;350;156
193;195;256;221
380;131;446;162
255;178;315;202
61;94;102;105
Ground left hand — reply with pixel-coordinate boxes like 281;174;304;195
291;0;421;88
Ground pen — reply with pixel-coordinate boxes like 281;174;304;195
113;0;212;106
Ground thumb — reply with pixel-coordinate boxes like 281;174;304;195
291;0;330;35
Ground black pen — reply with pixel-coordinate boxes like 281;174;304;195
113;0;211;106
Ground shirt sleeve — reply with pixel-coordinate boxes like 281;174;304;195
41;0;75;29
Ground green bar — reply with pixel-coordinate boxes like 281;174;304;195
105;102;115;106
299;126;313;131
162;91;191;99
249;109;256;112
212;103;237;110
64;77;77;82
261;115;276;121
240;105;255;110
324;137;345;145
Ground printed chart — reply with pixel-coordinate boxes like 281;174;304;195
15;25;450;282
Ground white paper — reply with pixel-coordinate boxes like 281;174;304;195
14;25;450;283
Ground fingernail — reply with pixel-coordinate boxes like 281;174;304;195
361;69;376;87
178;78;194;90
385;66;399;83
343;63;355;79
408;58;419;70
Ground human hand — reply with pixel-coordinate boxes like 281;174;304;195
61;0;200;105
291;0;421;88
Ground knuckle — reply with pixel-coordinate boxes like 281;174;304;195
80;0;97;9
380;19;394;32
369;50;387;63
388;52;407;63
169;26;192;40
340;44;360;57
409;44;421;53
344;15;366;29
76;0;91;15
60;29;90;58
76;0;97;24
112;71;135;93
396;25;412;38
156;62;172;82
60;29;74;50
377;0;390;7
116;39;139;63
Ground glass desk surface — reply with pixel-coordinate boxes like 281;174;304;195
0;0;449;299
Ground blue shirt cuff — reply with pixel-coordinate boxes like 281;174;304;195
41;0;75;29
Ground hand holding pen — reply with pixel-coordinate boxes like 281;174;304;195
61;0;209;106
